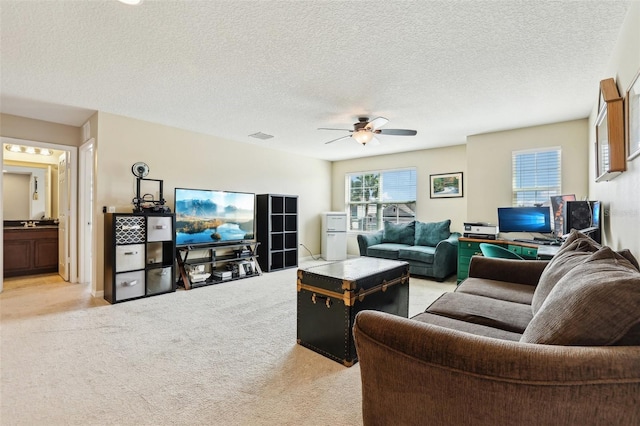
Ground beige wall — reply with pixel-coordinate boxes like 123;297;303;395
589;2;640;259
466;119;589;225
0;113;82;147
94;112;332;293
331;145;468;254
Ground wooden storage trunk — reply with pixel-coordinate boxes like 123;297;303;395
297;257;409;366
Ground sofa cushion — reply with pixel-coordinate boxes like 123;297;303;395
411;312;522;341
398;245;436;264
531;235;600;314
521;247;640;346
366;243;408;260
382;221;415;245
456;277;535;305
552;229;639;270
426;292;533;334
414;219;451;247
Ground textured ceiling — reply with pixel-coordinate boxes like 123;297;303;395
0;1;632;161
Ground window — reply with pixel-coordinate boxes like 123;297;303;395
512;148;561;206
346;168;416;232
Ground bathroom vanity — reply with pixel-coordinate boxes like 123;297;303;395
3;223;59;278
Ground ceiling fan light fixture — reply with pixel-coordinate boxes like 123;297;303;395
353;130;374;145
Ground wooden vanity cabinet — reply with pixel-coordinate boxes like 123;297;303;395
3;227;59;277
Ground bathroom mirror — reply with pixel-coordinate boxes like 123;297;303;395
3;143;60;221
2;167;48;220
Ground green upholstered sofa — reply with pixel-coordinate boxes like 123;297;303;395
354;230;640;425
357;220;460;281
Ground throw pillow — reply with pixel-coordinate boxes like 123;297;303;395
559;229;639;270
382;221;415;245
531;235;600;314
521;247;640;346
414;220;451;247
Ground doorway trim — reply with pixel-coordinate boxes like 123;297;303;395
1;137;79;291
78;139;94;284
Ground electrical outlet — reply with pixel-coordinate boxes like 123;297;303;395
108;206;116;213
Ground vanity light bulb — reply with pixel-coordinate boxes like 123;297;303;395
25;147;36;154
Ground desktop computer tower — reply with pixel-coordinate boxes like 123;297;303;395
565;201;601;244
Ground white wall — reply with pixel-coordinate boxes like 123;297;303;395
589;2;640;259
94;112;332;294
466;119;589;225
332;144;468;254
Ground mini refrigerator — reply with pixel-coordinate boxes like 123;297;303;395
321;212;348;261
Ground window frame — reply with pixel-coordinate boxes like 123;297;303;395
345;167;417;233
511;147;562;207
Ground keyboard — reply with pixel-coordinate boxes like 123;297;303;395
514;238;552;245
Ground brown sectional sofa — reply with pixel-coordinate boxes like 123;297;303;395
353;231;640;425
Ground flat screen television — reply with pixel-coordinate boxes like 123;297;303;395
174;188;255;247
497;206;552;234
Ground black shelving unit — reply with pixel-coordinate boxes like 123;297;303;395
256;194;298;272
175;241;262;289
103;213;176;304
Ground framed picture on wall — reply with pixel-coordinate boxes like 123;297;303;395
626;68;640;161
430;172;463;198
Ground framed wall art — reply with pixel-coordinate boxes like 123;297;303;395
430;172;463;198
626;68;640;161
595;78;625;182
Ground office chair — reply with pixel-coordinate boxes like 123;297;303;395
479;243;524;260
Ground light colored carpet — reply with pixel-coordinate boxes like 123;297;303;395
0;259;455;425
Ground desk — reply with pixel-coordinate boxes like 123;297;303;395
457;237;561;283
536;244;561;260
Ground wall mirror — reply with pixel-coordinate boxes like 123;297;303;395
2;143;61;221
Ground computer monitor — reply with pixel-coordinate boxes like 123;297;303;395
497;206;552;233
591;201;601;228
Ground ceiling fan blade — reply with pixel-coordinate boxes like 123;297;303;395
376;129;417;136
318;127;353;132
366;117;389;131
324;135;353;145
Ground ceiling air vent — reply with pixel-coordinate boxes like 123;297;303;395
248;132;274;140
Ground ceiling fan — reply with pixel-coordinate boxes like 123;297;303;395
319;117;417;145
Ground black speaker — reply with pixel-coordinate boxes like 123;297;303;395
565;201;601;243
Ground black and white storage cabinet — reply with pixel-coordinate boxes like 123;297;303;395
104;213;176;303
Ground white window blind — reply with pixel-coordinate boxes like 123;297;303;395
346;168;416;232
512;148;561;206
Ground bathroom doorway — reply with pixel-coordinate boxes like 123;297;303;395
1;137;80;292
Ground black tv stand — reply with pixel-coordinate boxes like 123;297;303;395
176;241;262;290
